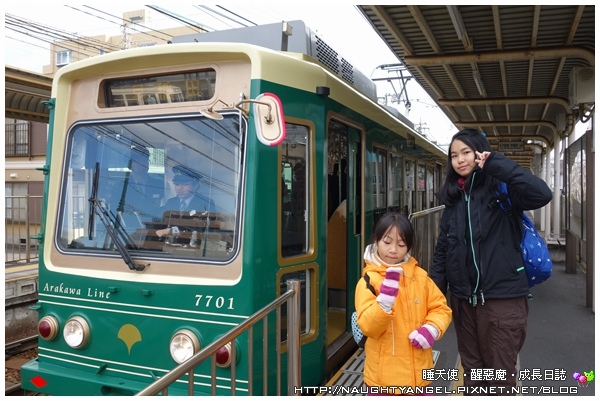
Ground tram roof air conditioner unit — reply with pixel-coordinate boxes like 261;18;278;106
172;21;378;102
569;67;594;109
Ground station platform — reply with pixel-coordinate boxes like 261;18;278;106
5;263;38;303
327;257;595;396
6;256;594;396
5;263;39;341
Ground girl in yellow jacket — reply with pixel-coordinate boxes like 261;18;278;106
355;212;452;395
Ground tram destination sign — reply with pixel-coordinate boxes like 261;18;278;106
498;141;524;152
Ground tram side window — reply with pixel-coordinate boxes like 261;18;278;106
279;269;312;339
280;124;309;257
371;147;387;222
434;163;442;208
405;159;415;216
388;153;403;214
427;165;435;208
417;163;426;211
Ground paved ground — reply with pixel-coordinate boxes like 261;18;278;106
432;251;595;396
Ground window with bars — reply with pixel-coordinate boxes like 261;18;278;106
5;121;30;157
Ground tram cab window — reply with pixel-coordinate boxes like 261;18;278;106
58;114;243;264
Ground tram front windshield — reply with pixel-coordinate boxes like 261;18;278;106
57;114;243;263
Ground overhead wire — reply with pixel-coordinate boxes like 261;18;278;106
5;13;122;53
145;6;209;34
6;13;122;51
7;4;199;61
5;35;52;52
80;6;175;43
214;5;258;26
194;5;249;29
6;4;294;68
5;21;116;65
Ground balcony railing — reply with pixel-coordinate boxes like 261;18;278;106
5;195;42;264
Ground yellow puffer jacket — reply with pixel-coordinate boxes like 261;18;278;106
355;245;452;392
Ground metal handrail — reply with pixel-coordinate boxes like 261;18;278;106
135;280;301;396
408;205;446;273
408;205;445;220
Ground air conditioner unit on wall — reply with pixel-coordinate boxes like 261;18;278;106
569;67;595;109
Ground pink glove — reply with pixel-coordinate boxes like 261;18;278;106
409;324;439;349
376;267;403;313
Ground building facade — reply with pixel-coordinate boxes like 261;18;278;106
5;9;201;249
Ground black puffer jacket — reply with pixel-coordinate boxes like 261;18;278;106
430;152;552;302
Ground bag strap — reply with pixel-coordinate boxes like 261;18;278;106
495;182;524;249
363;273;377;296
496;182;513;216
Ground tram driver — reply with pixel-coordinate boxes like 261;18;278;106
156;165;217;241
163;165;216;215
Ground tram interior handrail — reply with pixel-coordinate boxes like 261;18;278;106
135;280;301;396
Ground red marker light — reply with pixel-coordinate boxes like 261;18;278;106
216;342;232;367
38;320;51;338
38;316;59;340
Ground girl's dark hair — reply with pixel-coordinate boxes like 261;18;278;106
371;212;414;253
437;129;496;206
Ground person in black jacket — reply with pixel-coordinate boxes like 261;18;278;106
430;129;552;395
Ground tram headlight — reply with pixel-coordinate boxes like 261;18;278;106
170;329;200;364
38;316;59;341
63;316;90;349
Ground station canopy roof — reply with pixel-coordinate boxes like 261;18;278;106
5;66;52;124
357;5;595;166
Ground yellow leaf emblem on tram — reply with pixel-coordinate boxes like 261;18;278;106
118;324;142;355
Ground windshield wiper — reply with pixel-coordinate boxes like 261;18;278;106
89;162;147;272
88;163;98;241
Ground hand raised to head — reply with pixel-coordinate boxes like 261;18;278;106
475;151;490;168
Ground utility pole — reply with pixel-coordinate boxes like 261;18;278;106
121;23;130;50
121;13;144;49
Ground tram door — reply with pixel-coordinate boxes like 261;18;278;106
326;121;362;351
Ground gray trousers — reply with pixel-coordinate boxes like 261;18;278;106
451;294;529;396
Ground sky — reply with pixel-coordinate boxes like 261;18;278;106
3;3;459;146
